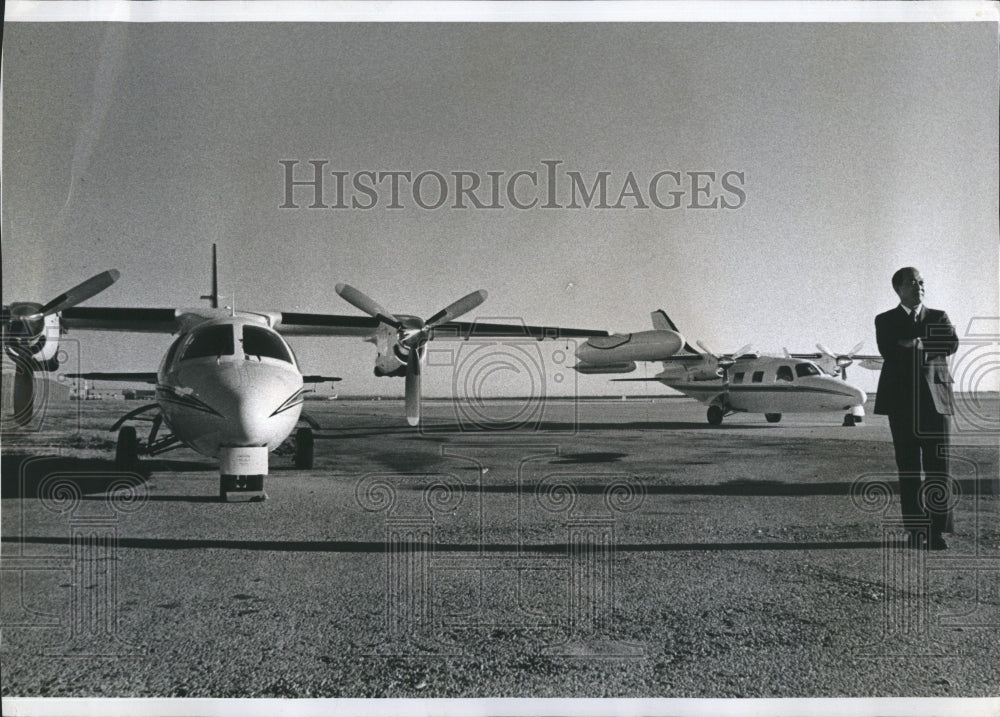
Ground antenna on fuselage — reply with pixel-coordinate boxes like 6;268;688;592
200;243;219;308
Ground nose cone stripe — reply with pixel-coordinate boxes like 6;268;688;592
156;385;223;416
270;388;307;417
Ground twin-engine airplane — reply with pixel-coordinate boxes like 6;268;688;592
2;247;609;501
573;310;873;426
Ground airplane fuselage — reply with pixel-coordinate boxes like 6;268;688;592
156;314;305;459
657;356;867;414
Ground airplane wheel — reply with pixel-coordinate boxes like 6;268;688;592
115;426;140;472
765;413;782;423
294;427;314;469
707;406;724;426
843;414;856;426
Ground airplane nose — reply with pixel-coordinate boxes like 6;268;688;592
233;398;272;444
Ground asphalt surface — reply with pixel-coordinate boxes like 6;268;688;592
1;397;998;698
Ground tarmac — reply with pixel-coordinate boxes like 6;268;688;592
1;396;998;699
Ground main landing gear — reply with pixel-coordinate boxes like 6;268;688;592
706;407;782;425
293;427;314;469
115;426;141;473
843;406;865;426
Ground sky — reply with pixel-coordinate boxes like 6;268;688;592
3;5;998;398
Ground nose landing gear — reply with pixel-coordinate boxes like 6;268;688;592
219;446;268;502
220;474;266;502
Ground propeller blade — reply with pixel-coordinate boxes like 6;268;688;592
816;343;835;359
37;270;120;317
4;345;37;426
424;290;488;329
404;348;421;426
334;284;402;329
733;344;752;357
695;340;717;358
848;341;865;356
12;364;35;426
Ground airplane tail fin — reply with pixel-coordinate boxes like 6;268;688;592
651;310;699;354
200;243;219;308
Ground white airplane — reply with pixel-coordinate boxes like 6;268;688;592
3;246;609;501
574;310;870;426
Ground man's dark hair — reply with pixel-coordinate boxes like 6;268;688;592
892;266;919;290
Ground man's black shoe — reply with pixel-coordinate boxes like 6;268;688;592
930;535;949;551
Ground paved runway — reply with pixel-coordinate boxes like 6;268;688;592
1;397;998;698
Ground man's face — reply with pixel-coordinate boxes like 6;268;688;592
895;270;925;309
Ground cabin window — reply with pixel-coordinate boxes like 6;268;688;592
732;372;745;384
795;362;821;378
751;371;764;383
242;326;293;363
776;365;794;382
181;325;235;360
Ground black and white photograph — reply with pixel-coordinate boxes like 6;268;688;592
2;2;998;715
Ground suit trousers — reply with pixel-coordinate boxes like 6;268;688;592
887;397;953;536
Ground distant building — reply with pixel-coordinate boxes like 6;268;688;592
123;388;156;400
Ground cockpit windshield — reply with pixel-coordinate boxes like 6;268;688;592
795;362;821;378
242;326;293;364
181;325;235;361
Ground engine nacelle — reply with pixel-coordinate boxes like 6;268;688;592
371;317;425;378
574;361;637;375
2;306;62;369
687;365;723;381
575;329;684;365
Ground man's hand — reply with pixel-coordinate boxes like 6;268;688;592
897;337;922;349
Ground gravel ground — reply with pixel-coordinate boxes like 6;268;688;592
2;398;998;699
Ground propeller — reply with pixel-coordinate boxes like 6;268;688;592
2;269;120;425
335;284;488;426
695;340;752;380
816;341;865;380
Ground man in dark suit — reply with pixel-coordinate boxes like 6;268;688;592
874;267;959;550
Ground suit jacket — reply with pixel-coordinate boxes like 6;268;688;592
874;305;958;416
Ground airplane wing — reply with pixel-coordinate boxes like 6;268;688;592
65;372;159;383
302;375;343;383
610;377;666;382
62;308;381;338
787;352;884;369
61;308;611;341
61;307;181;333
273;313;380;337
430;320;610;341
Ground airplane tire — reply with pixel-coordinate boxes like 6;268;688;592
294;427;314;469
843;414;856;426
765;413;782;423
115;426;140;473
707;405;724;426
